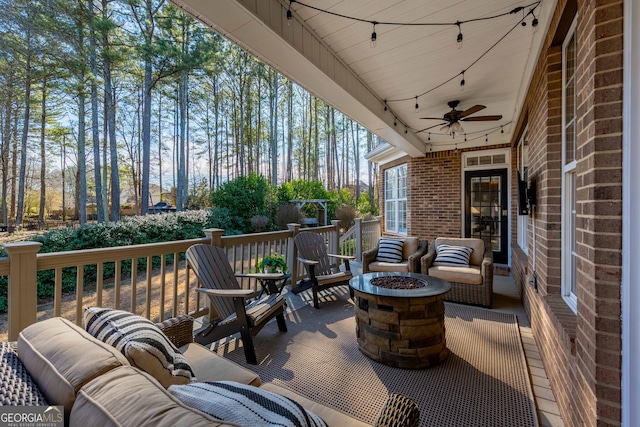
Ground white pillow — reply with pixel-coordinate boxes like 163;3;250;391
168;381;327;427
376;238;404;263
433;244;473;267
83;307;195;388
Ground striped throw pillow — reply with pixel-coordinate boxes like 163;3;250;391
168;381;327;427
376;238;405;263
83;307;195;388
433;244;474;267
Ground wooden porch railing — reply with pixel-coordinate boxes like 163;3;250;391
0;218;381;341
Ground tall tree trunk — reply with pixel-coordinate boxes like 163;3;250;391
140;60;152;214
38;75;47;228
10;112;18;220
286;80;293;182
157;91;163;201
367;130;374;210
102;0;120;221
352;122;360;201
89;0;105;222
332;109;340;188
213;75;219;190
16;27;32;227
1;73;14;225
177;69;187;211
77;88;88;223
269;70;278;186
61;137;66;222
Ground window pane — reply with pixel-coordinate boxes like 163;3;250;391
467;157;478;166
565;122;575;164
570;172;577;295
386;201;396;231
398;166;407;198
398;200;407;233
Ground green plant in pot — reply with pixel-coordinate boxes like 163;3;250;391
255;253;289;274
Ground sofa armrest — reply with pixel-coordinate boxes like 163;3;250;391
374;392;420;427
421;241;437;273
481;244;494;286
361;247;379;273
156;314;194;348
407;239;428;273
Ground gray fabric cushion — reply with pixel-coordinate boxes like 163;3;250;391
376;238;404;263
0;342;48;406
168;381;327;427
83;307;195;388
433;244;473;267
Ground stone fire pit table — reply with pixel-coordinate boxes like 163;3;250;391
349;272;451;369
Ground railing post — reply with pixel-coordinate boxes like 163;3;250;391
4;242;42;341
204;228;224;247
287;223;301;283
354;217;363;261
331;220;340;255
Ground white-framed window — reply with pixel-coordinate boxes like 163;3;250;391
562;17;578;313
384;164;407;234
517;130;529;254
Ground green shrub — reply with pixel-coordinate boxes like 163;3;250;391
211;174;273;233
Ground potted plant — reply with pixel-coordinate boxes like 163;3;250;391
255;253;289;274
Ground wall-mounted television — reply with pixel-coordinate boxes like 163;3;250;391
517;170;529;216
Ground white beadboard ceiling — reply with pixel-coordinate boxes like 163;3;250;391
171;0;555;158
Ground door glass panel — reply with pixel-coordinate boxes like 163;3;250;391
470;175;502;252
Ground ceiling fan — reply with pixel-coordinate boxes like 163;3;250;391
420;100;502;134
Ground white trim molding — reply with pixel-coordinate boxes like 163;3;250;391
622;0;639;425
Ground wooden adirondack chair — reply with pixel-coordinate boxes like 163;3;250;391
294;231;355;309
186;244;288;364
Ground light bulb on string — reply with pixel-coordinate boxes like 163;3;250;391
485;134;489;142
460;71;466;91
415;96;419;112
531;11;539;32
370;22;377;48
501;125;504;134
456;22;463;49
383;100;387;111
464;134;467;142
428;133;431;141
454;143;459;154
405;127;408;134
286;1;292;26
394;117;397;127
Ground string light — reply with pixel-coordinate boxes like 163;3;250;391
370;22;377;48
378;1;541;108
383;100;388;111
501;125;504;133
414;96;419;112
405;126;408;134
428;133;431;141
464;134;467;142
287;0;541;111
485;134;489;142
393;117;397;126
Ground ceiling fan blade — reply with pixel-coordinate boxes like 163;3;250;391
461;115;503;122
419;117;446;120
458;104;486;118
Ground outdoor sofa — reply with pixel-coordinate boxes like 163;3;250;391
0;313;419;426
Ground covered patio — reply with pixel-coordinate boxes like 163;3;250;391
167;1;637;426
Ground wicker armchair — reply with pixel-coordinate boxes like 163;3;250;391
362;236;428;273
421;237;494;307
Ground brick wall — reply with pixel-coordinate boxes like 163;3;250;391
508;0;624;425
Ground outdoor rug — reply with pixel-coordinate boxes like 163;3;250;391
213;288;538;427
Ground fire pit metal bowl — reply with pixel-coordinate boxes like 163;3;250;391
349;272;451;369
